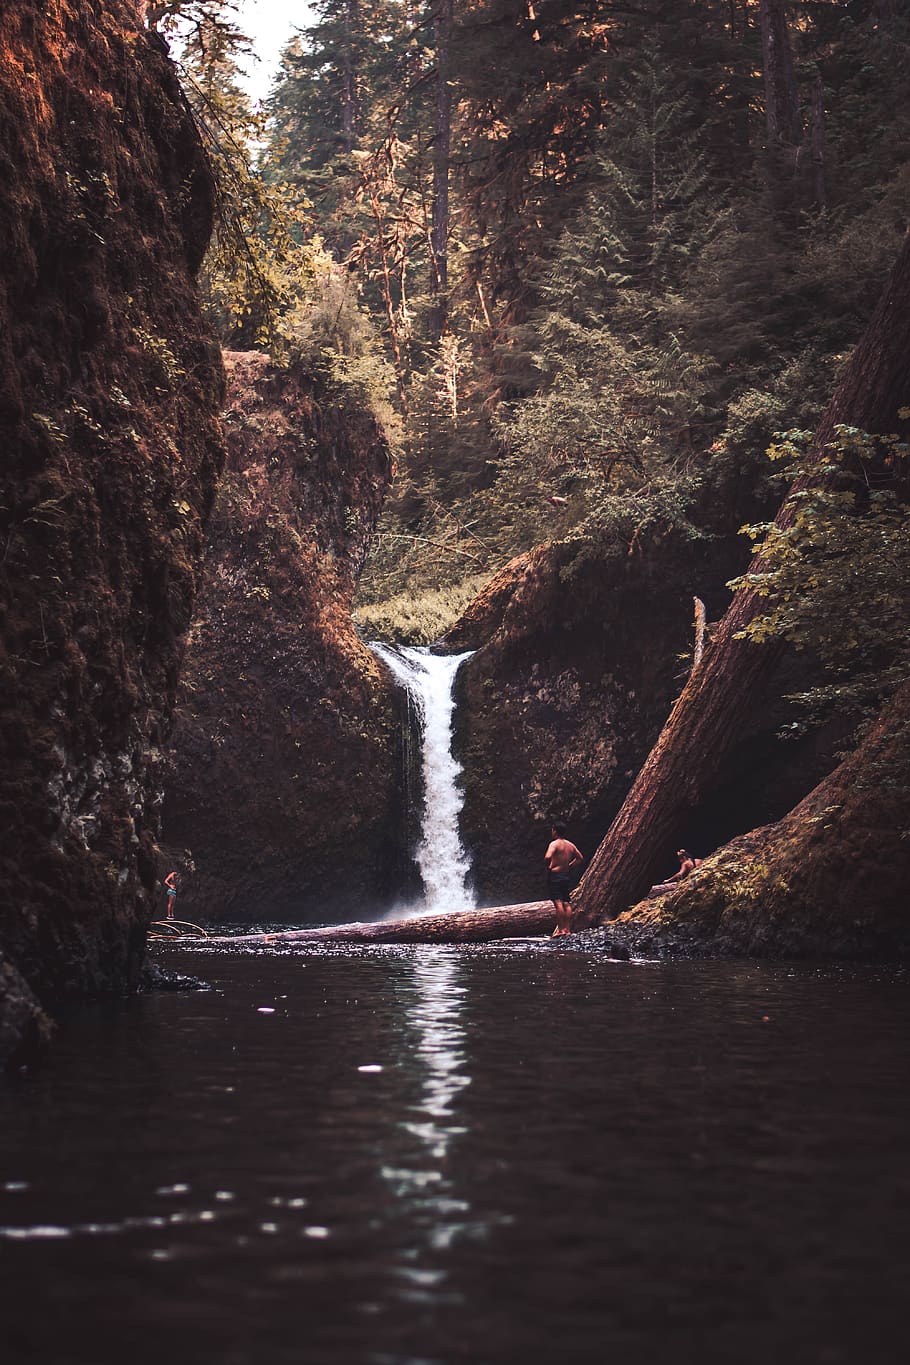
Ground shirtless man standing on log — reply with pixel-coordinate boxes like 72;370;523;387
545;824;584;937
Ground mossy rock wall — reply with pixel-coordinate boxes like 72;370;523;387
163;353;404;923
0;1;225;1061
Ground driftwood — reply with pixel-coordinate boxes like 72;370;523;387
208;901;557;947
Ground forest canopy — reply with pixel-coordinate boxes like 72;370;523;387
164;0;910;690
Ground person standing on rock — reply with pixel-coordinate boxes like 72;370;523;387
164;870;178;920
545;824;584;936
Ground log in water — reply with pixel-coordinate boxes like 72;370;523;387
209;901;557;946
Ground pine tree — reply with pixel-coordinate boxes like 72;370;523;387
252;0;910;620
170;3;313;344
496;37;725;519
265;0;406;254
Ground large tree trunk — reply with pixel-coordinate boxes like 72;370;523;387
760;0;801;151
575;229;910;926
809;73;827;211
341;0;360;152
429;0;453;340
206;902;556;947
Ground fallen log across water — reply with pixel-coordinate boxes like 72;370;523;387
208;902;558;946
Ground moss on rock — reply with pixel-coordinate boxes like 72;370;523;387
0;1;225;1066
162;352;403;923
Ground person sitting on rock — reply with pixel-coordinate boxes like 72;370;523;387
545;824;584;937
668;848;701;882
648;849;703;897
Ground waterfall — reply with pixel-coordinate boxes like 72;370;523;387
370;644;475;914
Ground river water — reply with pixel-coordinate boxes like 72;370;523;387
2;944;908;1365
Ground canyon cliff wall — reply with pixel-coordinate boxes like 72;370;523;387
162;353;403;924
0;1;224;1063
448;525;841;907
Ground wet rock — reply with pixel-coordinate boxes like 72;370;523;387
447;528;846;907
162;354;404;923
140;961;210;992
0;958;54;1072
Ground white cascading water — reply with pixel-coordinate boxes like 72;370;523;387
370;644;475;914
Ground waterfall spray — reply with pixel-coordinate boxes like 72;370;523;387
370;644;475;914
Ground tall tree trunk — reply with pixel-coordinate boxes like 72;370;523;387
367;188;409;410
760;0;801;151
810;73;827;210
341;0;359;152
429;0;453;340
575;229;910;926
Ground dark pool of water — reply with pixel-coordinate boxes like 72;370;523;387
1;944;908;1365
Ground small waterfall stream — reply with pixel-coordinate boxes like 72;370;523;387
370;644;475;914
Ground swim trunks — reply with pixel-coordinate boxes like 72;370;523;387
547;871;572;902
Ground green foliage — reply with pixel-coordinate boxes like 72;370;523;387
483;34;730;567
282;249;401;434
168;3;316;347
264;3;403;240
166;2;400;441
173;0;910;642
731;426;910;717
353;573;490;645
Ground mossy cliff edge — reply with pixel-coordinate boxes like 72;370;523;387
162;353;403;924
0;1;225;1064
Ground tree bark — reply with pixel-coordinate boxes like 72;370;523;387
206;902;556;946
429;0;453;340
810;74;826;211
341;0;360;152
367;186;409;410
693;596;707;668
760;0;801;151
575;228;910;926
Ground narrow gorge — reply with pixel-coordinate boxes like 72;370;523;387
2;4;909;1362
2;4;905;1067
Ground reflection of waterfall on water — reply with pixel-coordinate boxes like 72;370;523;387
370;644;475;914
404;952;469;1161
383;948;475;1261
